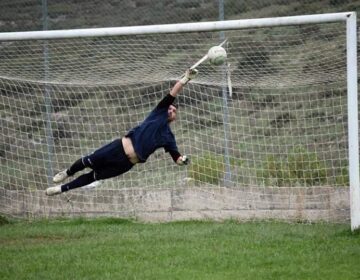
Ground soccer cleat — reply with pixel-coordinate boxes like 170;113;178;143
53;170;69;183
45;186;62;196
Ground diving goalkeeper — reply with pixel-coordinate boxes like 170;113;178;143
45;69;198;196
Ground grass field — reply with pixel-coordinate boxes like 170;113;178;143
1;218;360;280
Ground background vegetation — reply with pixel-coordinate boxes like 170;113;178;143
0;0;359;32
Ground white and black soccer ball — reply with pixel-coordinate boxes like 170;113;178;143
207;46;227;66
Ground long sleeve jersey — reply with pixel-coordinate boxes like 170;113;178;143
125;94;181;163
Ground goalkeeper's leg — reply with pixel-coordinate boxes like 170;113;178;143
61;171;96;192
46;171;96;196
53;139;125;184
53;157;90;183
48;139;134;196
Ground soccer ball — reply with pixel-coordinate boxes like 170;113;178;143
207;46;227;66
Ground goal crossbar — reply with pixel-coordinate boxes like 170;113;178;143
0;12;354;41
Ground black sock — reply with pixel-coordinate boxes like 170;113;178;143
61;171;95;192
67;158;86;176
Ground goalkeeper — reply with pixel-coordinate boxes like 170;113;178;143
45;69;198;196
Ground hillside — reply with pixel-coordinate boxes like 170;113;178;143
0;0;359;32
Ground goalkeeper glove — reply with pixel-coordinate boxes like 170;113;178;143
180;68;198;85
178;155;190;166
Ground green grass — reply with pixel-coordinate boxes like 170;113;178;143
1;218;360;280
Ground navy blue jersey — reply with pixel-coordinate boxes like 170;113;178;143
126;94;179;163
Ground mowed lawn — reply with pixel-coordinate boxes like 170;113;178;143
1;218;359;280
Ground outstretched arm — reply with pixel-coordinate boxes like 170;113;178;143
170;68;198;98
169;80;185;98
176;154;189;166
168;149;190;166
156;68;199;109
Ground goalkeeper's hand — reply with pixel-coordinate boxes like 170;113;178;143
177;155;190;166
180;68;198;85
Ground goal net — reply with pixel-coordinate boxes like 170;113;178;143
0;13;358;227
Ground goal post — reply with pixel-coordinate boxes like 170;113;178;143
345;12;360;231
0;12;358;230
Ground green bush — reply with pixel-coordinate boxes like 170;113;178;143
0;215;10;226
258;146;327;186
189;153;224;185
335;167;349;186
288;146;327;185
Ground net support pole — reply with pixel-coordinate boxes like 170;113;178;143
219;0;232;185
346;12;360;231
42;0;54;184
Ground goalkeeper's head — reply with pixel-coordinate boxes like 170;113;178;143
168;104;177;122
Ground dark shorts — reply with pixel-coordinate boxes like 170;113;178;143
82;139;134;180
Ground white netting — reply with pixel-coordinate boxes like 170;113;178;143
0;20;351;222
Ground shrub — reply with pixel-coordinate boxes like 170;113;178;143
258;146;327;186
189;153;224;185
288;146;327;185
0;215;10;226
335;167;349;186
